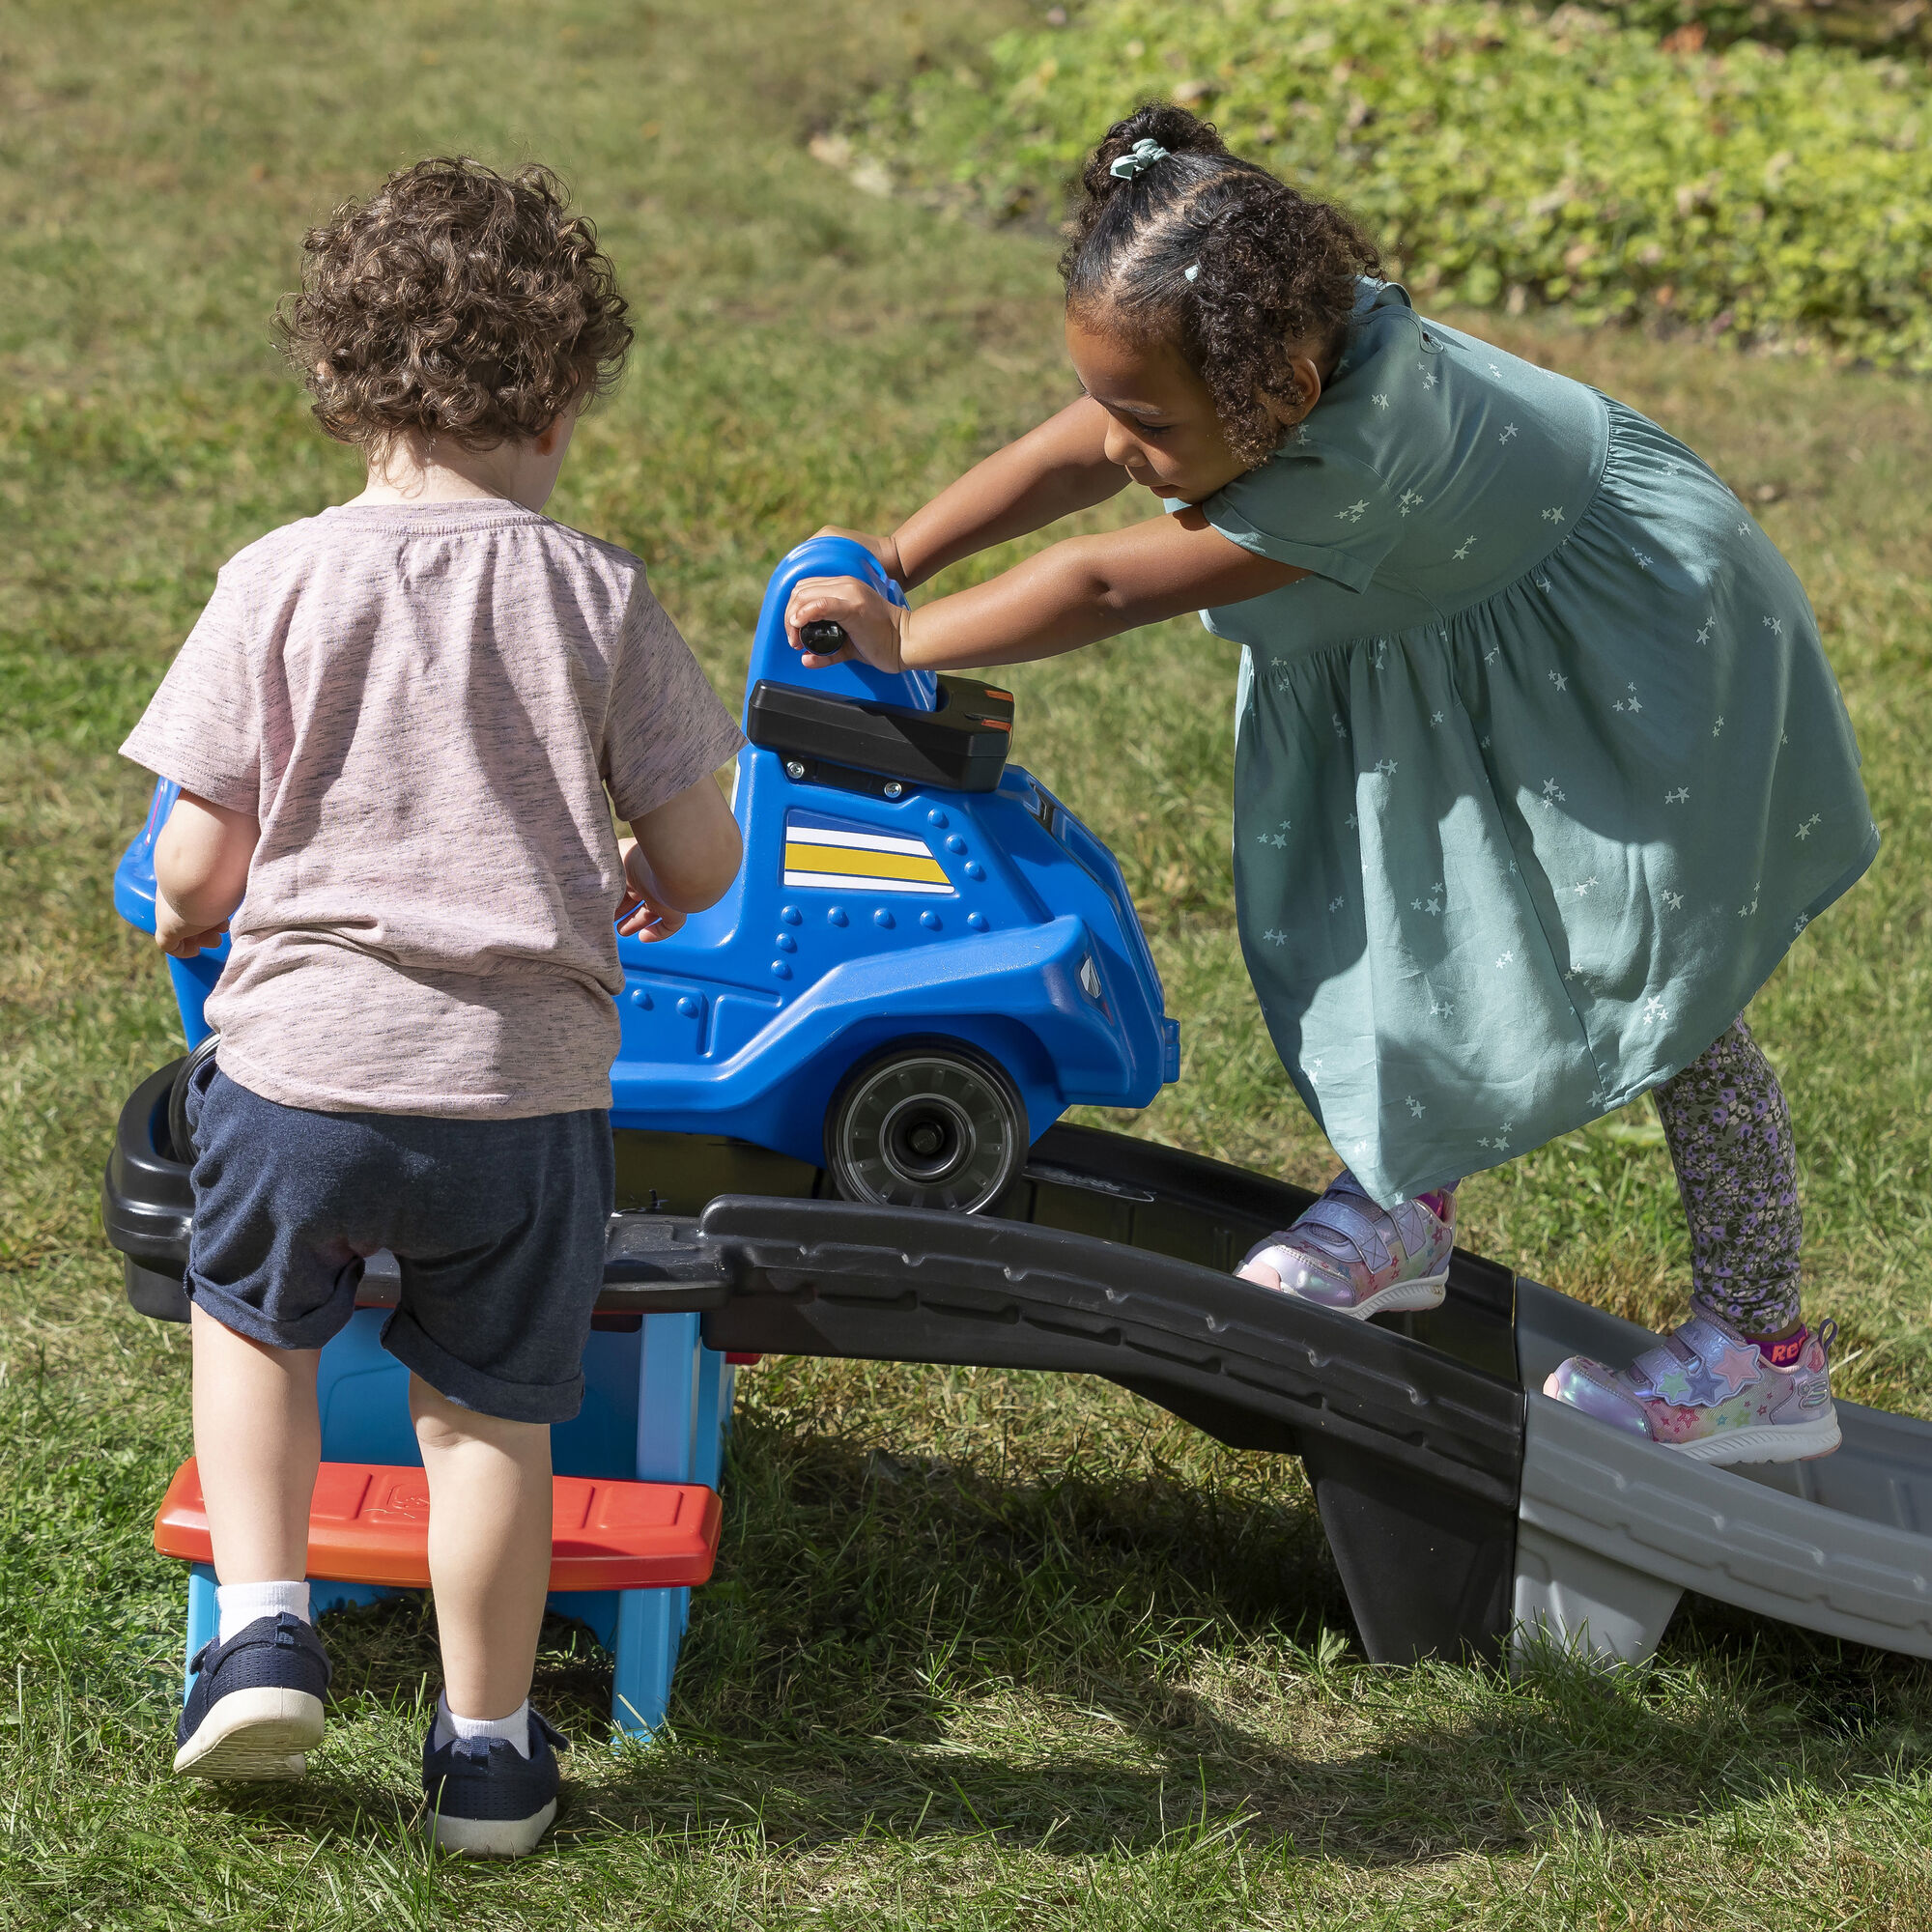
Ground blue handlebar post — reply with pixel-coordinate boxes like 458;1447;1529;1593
742;535;935;714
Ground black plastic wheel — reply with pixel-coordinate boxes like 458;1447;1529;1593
166;1032;220;1165
825;1044;1025;1213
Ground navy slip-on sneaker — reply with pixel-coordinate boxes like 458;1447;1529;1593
174;1611;330;1781
421;1708;568;1858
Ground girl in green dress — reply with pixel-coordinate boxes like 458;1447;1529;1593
789;104;1873;1467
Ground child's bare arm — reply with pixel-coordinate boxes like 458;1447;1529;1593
787;508;1304;673
153;790;259;957
616;772;744;941
820;399;1127;589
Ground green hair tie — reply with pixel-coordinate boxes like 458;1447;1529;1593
1109;138;1170;182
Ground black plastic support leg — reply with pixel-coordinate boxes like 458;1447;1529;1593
1300;1435;1517;1665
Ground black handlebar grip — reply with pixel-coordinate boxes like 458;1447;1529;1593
799;620;849;653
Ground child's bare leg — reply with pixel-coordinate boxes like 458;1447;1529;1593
410;1374;553;1721
189;1303;320;1580
177;1303;329;1779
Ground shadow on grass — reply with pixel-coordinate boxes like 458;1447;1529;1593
171;1422;1931;1872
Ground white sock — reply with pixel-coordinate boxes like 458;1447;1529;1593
215;1579;311;1646
434;1692;532;1758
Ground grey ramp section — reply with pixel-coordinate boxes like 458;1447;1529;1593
1514;1277;1932;1663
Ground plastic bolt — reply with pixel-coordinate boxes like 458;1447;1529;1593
828;906;848;926
966;911;989;931
776;932;797;952
946;834;967;854
677;995;701;1018
780;904;802;925
963;861;984;880
873;908;895;928
920;910;941;930
926;807;949;827
771;960;792;980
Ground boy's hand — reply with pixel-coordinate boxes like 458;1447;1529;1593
810;526;906;585
784;576;909;673
614;837;688;941
153;891;230;957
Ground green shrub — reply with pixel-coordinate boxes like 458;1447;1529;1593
847;0;1932;368
1564;0;1932;61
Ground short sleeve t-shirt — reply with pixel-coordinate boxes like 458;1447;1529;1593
121;500;746;1119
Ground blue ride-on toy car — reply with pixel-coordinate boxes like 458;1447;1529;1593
117;534;1181;1209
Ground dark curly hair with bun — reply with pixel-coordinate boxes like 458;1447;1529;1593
276;158;633;452
1063;104;1382;468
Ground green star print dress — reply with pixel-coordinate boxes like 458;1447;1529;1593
1200;281;1877;1208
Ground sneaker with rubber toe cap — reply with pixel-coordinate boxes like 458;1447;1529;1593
174;1611;329;1781
1237;1169;1454;1320
1543;1302;1840;1465
422;1708;567;1858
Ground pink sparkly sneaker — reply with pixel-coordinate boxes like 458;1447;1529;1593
1236;1170;1453;1320
1543;1303;1840;1465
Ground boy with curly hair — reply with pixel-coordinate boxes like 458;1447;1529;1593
121;159;745;1854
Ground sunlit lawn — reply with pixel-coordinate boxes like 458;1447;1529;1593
3;1;1930;1925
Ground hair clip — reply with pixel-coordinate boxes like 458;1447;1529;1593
1109;138;1171;182
1182;262;1201;282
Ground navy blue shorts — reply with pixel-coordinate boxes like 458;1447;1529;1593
183;1062;614;1424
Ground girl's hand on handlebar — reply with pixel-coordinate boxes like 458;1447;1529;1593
811;526;906;584
785;576;908;673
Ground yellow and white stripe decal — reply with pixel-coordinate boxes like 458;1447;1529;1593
781;823;953;895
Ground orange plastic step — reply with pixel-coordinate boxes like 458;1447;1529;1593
154;1459;722;1593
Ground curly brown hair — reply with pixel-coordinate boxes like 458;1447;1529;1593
1062;104;1382;468
276;158;633;451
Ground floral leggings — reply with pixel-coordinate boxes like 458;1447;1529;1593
1651;1015;1804;1335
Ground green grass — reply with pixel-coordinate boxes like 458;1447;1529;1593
3;0;1932;1924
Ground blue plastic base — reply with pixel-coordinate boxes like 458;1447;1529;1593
176;1311;736;1735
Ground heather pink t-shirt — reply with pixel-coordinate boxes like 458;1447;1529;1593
121;500;745;1119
